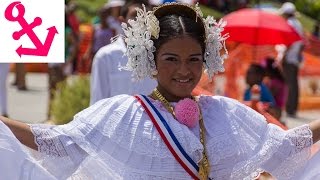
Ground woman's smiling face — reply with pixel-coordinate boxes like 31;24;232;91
155;36;203;102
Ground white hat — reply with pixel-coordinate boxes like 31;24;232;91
104;0;125;8
280;2;296;15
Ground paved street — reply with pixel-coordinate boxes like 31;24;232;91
7;73;49;124
6;73;320;128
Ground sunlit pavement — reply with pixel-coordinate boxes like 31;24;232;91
7;73;48;124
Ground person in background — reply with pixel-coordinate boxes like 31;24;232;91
244;64;276;106
75;23;94;74
66;1;80;38
244;63;282;121
279;2;305;117
104;0;126;35
83;5;116;65
66;0;80;74
92;6;115;55
11;63;27;90
0;63;10;117
90;1;156;105
263;57;288;121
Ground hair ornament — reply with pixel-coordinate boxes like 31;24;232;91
194;3;203;20
203;16;229;79
120;4;159;80
121;3;228;80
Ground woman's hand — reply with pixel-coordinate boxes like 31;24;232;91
309;119;320;143
0;116;37;150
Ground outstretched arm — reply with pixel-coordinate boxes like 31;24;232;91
309;119;320;143
0;116;37;150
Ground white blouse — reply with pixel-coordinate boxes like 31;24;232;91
0;95;316;179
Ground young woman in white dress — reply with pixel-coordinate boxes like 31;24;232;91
0;3;320;180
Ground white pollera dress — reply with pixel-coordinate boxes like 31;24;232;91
0;95;318;179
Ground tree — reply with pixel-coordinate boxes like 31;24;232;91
295;0;320;21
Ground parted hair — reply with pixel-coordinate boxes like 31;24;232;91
152;4;206;57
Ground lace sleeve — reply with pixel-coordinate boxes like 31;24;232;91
225;98;313;180
28;95;144;179
231;124;312;179
30;124;67;157
29;123;88;179
205;96;313;180
265;124;313;179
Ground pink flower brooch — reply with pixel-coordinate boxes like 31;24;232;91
174;98;200;128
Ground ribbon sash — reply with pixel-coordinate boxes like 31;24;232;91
134;95;200;180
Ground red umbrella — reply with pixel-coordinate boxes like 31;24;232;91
222;8;302;46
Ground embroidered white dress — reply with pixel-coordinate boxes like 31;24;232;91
0;95;318;179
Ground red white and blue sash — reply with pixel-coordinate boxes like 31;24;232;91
134;95;200;180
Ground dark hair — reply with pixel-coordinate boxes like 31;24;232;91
152;5;206;57
248;64;265;76
265;57;284;81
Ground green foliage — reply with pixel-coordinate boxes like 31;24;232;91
296;0;320;21
297;13;317;34
75;0;106;23
50;75;90;125
199;4;223;19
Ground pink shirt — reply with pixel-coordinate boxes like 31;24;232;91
267;79;288;108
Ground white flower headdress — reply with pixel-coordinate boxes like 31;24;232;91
121;3;229;80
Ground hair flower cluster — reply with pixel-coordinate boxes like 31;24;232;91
147;13;160;39
203;16;229;79
174;98;200;128
121;5;159;80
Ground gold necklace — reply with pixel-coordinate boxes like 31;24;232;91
151;88;176;117
198;111;210;180
150;88;210;180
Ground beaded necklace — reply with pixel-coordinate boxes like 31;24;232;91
150;88;210;180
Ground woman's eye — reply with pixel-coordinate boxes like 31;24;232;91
165;57;177;61
190;58;201;62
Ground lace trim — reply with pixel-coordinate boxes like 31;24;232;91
271;125;313;179
231;124;312;180
30;124;68;157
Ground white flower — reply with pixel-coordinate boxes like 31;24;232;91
120;4;159;80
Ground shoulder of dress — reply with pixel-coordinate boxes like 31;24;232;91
199;95;241;107
199;95;265;123
80;95;137;114
98;94;137;106
71;94;143;126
